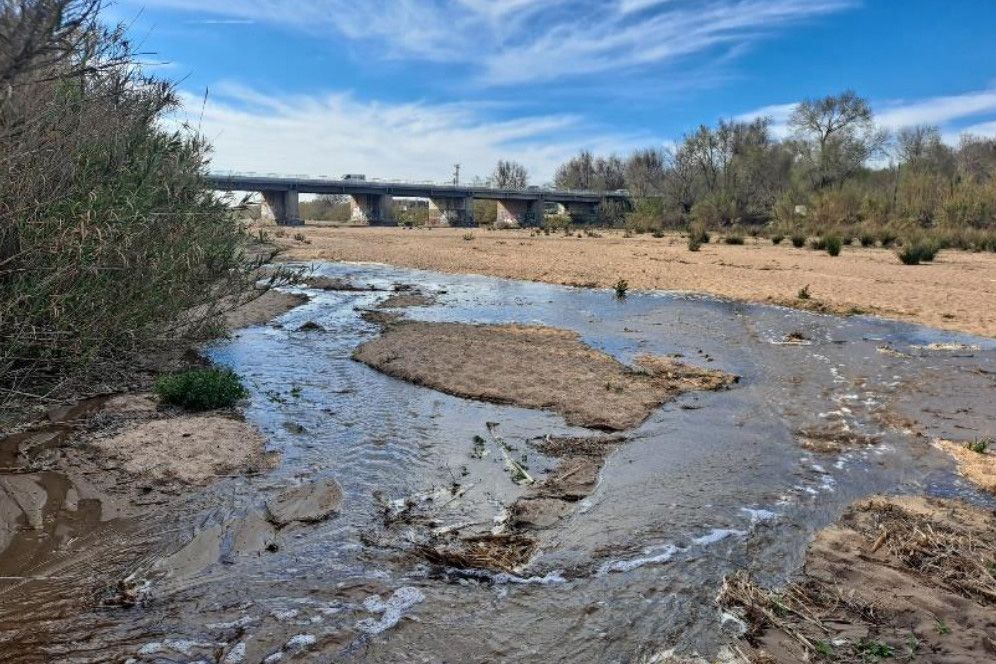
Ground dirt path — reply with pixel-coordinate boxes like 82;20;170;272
272;226;996;337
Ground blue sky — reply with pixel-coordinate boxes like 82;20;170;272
111;0;996;183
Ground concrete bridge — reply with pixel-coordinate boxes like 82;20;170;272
205;173;629;227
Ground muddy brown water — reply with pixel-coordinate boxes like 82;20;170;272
1;262;994;663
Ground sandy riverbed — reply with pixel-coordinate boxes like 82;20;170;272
272;226;996;337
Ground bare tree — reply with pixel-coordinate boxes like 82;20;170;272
624;147;668;196
554;150;624;191
491;159;529;189
789;90;888;189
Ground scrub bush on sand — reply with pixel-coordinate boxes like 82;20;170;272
0;1;260;416
155;368;248;412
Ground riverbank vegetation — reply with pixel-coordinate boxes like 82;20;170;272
553;92;996;255
0;0;257;418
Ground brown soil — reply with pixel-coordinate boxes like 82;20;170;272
271;226;996;337
935;439;996;494
221;289;309;330
353;321;736;430
92;405;269;485
720;495;996;663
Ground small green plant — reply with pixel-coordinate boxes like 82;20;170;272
771;234;784;245
462;233;475;241
814;640;834;658
651;230;665;238
859;232;876;247
155;368;248;411
936;621;951;635
798;284;811;300
967;437;991;454
857;639;894;661
825;235;842;257
723;234;745;245
791;234;806;248
614;279;629;298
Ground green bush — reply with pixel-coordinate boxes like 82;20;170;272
790;234;806;248
859;232;876;247
614;279;629;298
809;237;827;251
0;3;257;410
723;234;745;245
897;239;939;265
155;368;249;411
688;236;702;251
825;235;842;256
771;234;784;245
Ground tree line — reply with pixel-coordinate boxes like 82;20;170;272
493;92;996;239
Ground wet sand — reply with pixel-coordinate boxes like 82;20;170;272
353;320;736;430
272;226;996;337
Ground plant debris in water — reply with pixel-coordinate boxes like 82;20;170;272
719;495;996;663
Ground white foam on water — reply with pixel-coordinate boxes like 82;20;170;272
355;586;426;635
741;507;778;523
597;544;680;575
222;642;247;664
692;528;745;546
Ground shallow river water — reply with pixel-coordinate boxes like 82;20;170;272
2;261;995;663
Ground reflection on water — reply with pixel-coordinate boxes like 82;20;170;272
2;261;994;663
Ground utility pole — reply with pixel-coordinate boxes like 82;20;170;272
453;163;460;185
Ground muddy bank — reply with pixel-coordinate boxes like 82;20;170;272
92;396;271;485
720;495;996;663
221;289;309;330
353;321;736;430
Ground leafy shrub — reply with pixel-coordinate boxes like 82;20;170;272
155;368;248;411
1;2;257;410
897;238;938;265
462;233;475;241
688;222;711;245
791;234;806;248
859;232;876;247
771;234;784;245
825;235;842;256
723;234;745;245
614;279;629;298
798;285;811;300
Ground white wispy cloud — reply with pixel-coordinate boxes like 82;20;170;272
736;88;996;141
175;84;652;183
130;0;855;85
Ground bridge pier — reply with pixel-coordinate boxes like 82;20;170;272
428;197;475;227
261;190;303;226
557;201;598;224
495;198;544;228
350;194;394;226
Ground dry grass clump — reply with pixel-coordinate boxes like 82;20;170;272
719;496;996;663
419;534;537;573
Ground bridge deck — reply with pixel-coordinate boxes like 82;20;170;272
205;174;627;203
